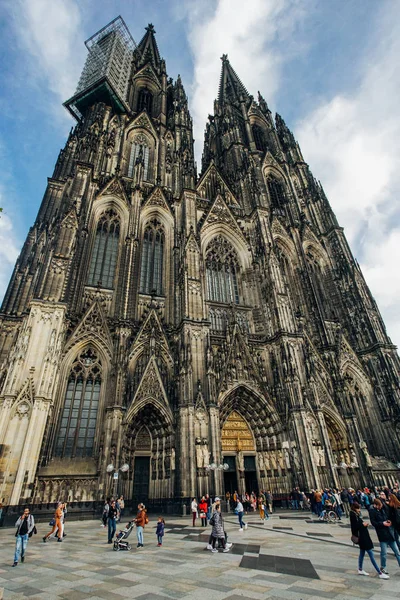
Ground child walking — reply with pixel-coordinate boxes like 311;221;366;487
156;517;165;546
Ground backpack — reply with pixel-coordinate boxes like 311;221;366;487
144;513;149;525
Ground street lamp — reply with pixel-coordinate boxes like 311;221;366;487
106;463;129;497
205;462;229;471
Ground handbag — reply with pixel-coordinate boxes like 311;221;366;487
29;525;37;538
200;512;206;518
351;534;359;544
49;518;55;527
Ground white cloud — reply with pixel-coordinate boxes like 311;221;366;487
8;0;85;104
296;8;400;347
184;0;308;166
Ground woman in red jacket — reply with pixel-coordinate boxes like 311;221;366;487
199;497;208;527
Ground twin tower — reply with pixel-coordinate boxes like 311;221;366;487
0;17;399;508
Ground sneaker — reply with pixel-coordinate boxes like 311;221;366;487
358;569;369;576
239;528;243;531
21;556;25;563
379;572;390;579
137;543;141;548
157;543;161;547
244;524;248;530
12;562;17;567
226;542;233;548
206;544;212;550
211;548;218;553
223;547;230;552
380;568;389;575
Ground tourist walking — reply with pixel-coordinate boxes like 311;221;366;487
156;517;165;546
107;500;118;544
369;498;400;574
236;499;247;531
191;497;198;526
209;504;230;552
102;498;110;527
13;507;35;567
266;491;273;514
350;502;388;578
135;503;147;548
43;502;63;542
199;497;208;527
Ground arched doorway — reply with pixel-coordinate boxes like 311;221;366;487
221;411;256;494
219;385;283;495
123;401;175;504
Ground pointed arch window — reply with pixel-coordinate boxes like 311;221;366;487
87;209;120;288
252;125;267;152
267;177;286;214
137;88;153;114
140;219;165;295
55;348;102;458
128;137;150;180
205;235;240;304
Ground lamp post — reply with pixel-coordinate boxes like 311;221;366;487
106;463;129;498
205;462;229;498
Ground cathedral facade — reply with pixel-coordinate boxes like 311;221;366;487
0;18;399;508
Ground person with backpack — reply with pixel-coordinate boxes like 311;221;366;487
13;507;36;567
209;504;231;552
135;503;148;548
107;500;118;544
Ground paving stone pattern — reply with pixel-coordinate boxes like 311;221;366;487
0;510;399;599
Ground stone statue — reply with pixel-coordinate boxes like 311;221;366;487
284;449;291;470
318;446;326;467
350;448;358;467
257;452;265;471
237;451;245;472
202;443;210;467
343;448;351;466
362;445;372;467
277;450;285;470
196;443;204;468
269;451;277;470
171;448;176;471
292;447;300;470
263;451;271;470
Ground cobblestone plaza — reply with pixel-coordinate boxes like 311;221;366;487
1;511;399;599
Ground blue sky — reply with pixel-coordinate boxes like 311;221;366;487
1;0;399;347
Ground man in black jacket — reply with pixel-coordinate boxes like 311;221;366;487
13;507;35;567
369;498;400;574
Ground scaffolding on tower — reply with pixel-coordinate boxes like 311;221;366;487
64;16;137;120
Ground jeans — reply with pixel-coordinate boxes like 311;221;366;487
201;517;207;527
292;500;299;510
238;511;245;528
157;534;163;545
14;534;28;563
359;548;381;573
108;517;116;542
343;502;350;517
137;525;144;545
380;539;400;569
315;502;322;516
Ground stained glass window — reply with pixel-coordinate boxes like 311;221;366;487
140;219;165;295
87;209;120;288
205;236;240;304
55;348;102;458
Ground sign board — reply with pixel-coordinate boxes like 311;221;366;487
113;472;119;480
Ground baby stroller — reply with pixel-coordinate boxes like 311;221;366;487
113;521;134;551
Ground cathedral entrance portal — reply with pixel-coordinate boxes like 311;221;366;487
221;411;256;495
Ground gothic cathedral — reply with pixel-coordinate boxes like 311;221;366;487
0;18;399;508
